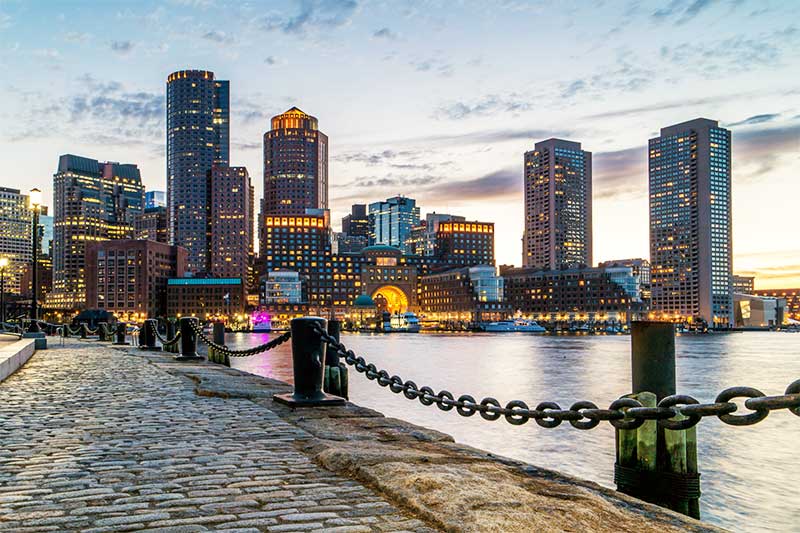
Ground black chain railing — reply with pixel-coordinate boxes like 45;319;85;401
189;320;292;357
0;322;23;337
147;321;181;346
312;323;800;430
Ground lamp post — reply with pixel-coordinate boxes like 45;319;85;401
27;188;41;333
0;257;8;325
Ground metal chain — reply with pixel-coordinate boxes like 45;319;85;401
188;320;292;357
312;324;800;430
147;321;181;345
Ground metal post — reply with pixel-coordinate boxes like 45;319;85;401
274;317;345;407
631;321;675;400
325;319;341;366
27;205;40;333
175;317;202;361
113;322;129;345
0;265;5;325
140;318;161;351
97;322;108;341
80;323;88;339
213;321;225;346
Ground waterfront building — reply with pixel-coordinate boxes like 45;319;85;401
734;293;785;328
754;288;799;321
341;204;369;238
599;259;651;302
333;232;368;254
523;139;592;270
368;196;420;254
209;166;253;282
0;187;33;295
166;277;245;319
732;275;755;295
145;191;166;209
134;207;169;243
166;69;230;273
433;220;495;267
20;254;53;304
85;240;187;321
406;222;427;256
360;246;418;313
49;154;144;310
420;265;508;322
501;265;644;324
260;107;328;254
649;118;733;326
260;270;303;304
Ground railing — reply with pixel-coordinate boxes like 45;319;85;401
63;314;800;520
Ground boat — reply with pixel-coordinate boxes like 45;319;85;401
382;312;421;333
251;312;272;333
481;319;547;333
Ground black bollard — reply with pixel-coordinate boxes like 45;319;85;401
97;322;108;341
325;320;341;366
274;317;345;407
323;319;348;399
113;322;129;345
80;323;88;339
165;319;177;353
140;319;162;351
175;317;203;361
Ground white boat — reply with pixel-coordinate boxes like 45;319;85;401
481;319;547;333
383;312;421;333
252;321;272;333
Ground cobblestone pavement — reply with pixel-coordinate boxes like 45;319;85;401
0;342;438;532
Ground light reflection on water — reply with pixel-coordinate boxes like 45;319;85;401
229;331;800;533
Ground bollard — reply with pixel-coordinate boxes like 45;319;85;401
323;319;349;399
113;322;129;345
80;323;88;339
615;320;700;519
97;322;108;341
274;317;345;407
175;317;203;361
165;320;178;353
139;319;162;351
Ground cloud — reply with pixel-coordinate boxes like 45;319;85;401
201;30;233;44
437;94;531;120
0;12;10;29
421;169;521;202
651;0;717;25
735;123;800;156
110;40;135;55
725;114;781;127
33;48;61;59
585;92;753;119
593;147;647;200
64;31;90;43
372;27;397;40
264;55;286;66
257;0;359;35
410;57;453;77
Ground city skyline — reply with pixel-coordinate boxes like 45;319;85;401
1;1;798;287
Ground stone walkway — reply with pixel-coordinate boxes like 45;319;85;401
0;342;437;533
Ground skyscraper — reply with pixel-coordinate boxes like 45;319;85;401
49;154;144;310
260;107;328;254
209;166;253;282
342;204;369;238
145;191;166;209
649;118;733;326
0;187;33;295
166;69;230;273
523;139;592;270
368;196;420;253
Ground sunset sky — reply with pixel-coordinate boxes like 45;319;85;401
0;0;798;288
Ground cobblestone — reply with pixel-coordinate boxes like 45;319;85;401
0;342;438;532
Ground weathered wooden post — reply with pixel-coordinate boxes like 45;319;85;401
274;317;345;407
175;317;203;361
615;321;700;519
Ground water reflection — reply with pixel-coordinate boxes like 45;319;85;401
229;331;800;533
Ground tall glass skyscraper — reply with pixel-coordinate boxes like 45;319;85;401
166;69;230;273
523;139;592;270
0;187;33;294
368;196;420;254
260;107;328;254
649;118;733;327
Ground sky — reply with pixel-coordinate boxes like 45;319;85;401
0;0;798;288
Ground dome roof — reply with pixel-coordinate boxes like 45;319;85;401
353;293;376;307
361;244;402;255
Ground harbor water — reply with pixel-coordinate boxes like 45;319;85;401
228;330;800;533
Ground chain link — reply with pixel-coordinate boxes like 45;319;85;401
189;320;291;357
147;320;181;346
312;323;800;430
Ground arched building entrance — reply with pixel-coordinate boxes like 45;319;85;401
371;285;410;314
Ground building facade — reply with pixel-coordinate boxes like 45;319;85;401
599;258;651;302
166;277;245;319
134;207;169;243
523;139;592;270
166;69;230;273
145;191;166;209
209;166;253;282
0;187;33;295
85;240;187;321
341;204;369;238
260;107;328;253
420;265;507;322
754;288;799;321
49;154;144;310
433;220;494;267
368;196;420;254
649;118;733;326
732;275;755;295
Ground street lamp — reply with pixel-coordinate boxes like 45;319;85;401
0;257;8;325
27;188;41;333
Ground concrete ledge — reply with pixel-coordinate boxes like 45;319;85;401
0;338;37;382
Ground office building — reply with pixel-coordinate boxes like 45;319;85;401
209;166;253;282
20;254;52;303
420;265;508;322
732;275;755;295
523;139;592;270
599;258;651;301
145;191;166;209
341;204;369;238
334;232;368;254
260;107;328;253
135;207;169;243
649;118;733;326
754;288;799;321
166;277;245;318
49;154;144;310
166;69;230;272
734;293;785;328
85;240;187;320
0;187;33;294
38;213;54;255
261;270;303;304
433;220;495;267
368;196;420;254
